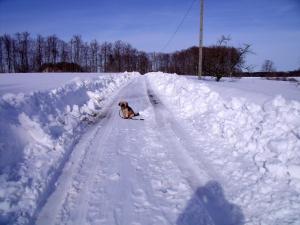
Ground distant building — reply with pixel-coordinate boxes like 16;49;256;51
39;62;83;73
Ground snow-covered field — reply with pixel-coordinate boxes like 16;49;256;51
0;73;119;95
193;76;300;104
0;72;299;225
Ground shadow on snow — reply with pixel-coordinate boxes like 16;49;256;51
176;180;244;225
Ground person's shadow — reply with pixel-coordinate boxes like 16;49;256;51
176;181;244;225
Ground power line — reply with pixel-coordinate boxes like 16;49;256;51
160;0;197;52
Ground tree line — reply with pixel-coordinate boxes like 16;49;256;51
0;32;251;76
0;32;150;74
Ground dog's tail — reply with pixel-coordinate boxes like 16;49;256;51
134;112;139;117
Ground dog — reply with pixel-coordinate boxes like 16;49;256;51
118;101;139;119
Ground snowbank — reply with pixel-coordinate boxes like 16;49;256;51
147;72;300;224
0;72;138;225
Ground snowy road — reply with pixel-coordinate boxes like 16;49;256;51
1;73;299;224
35;77;244;225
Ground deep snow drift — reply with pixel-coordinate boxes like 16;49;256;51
147;72;300;224
0;72;138;224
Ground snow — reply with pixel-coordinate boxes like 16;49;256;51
188;76;300;104
0;73;110;95
147;72;300;224
0;72;138;225
0;72;299;225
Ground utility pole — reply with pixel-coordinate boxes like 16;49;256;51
198;0;204;79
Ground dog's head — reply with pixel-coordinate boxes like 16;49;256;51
118;101;128;109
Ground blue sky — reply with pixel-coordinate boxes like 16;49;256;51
1;0;299;71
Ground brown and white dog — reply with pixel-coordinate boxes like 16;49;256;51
118;101;139;119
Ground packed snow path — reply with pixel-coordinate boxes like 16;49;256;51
35;76;244;225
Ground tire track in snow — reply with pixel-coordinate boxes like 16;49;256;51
36;121;103;225
145;79;244;225
146;81;221;190
35;79;136;225
82;77;179;224
36;114;114;224
69;111;115;225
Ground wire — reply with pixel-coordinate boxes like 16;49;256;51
160;0;197;52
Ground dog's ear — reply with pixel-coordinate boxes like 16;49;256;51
118;102;121;106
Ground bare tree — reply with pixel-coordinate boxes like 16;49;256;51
158;53;170;72
21;32;30;72
90;40;99;72
82;42;90;72
34;34;44;71
234;44;253;72
3;34;14;73
123;43;134;71
70;35;82;65
101;42;112;72
261;59;276;72
0;36;4;73
14;32;30;72
46;35;59;64
45;35;57;64
113;40;123;72
137;51;150;74
148;53;158;72
217;35;231;46
59;40;69;63
217;36;253;75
